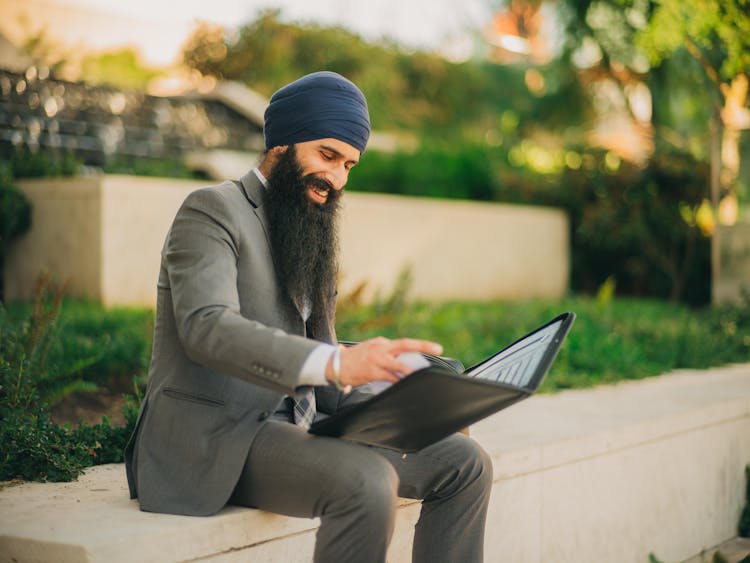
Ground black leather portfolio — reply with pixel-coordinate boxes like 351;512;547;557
309;312;576;452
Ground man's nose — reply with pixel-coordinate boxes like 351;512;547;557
328;166;348;191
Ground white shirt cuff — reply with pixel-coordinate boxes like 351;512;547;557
298;343;336;386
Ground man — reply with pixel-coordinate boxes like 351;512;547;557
125;71;493;562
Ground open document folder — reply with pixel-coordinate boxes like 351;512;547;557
309;312;576;452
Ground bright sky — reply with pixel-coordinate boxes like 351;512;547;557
28;0;491;65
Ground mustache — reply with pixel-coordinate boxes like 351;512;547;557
304;174;334;193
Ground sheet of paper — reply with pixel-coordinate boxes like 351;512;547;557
366;352;431;394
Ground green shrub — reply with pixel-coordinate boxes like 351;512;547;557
1;404;90;482
103;154;196;178
348;143;498;201
2;143;79;179
0;390;139;482
0;278;142;482
348;145;711;305
560;149;711;305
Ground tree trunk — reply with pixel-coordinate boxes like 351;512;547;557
710;117;722;304
719;73;749;224
712;73;749;304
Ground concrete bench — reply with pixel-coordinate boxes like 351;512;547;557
1;363;749;562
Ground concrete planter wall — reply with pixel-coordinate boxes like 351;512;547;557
715;223;750;305
4;174;569;306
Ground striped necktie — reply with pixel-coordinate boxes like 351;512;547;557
293;388;316;430
292;303;318;429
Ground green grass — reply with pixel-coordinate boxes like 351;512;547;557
2;298;153;401
3;294;749;401
335;296;750;392
2;292;749;483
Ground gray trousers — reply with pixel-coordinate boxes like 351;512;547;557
229;420;493;563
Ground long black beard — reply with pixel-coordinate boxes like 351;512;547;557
265;146;341;338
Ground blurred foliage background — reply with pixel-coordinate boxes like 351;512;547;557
16;0;743;304
4;0;749;306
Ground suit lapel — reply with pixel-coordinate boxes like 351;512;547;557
239;170;271;242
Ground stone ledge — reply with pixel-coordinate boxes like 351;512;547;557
1;363;749;562
0;464;419;563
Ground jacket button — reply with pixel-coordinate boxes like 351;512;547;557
257;411;270;421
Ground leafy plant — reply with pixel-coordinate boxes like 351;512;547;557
1;143;79;179
1;276;101;404
349;145;713;305
0;403;90;482
103;154;195;178
0;277;142;482
0;390;139;482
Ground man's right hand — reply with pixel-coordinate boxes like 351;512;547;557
326;337;443;388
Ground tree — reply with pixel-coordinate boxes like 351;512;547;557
180;10;584;143
635;0;750;205
634;0;750;301
79;48;162;91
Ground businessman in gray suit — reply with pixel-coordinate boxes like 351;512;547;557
125;71;493;562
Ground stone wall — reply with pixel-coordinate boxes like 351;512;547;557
715;223;750;305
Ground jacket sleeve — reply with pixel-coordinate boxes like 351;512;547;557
165;187;318;395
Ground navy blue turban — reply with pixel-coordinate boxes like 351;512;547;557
264;71;371;154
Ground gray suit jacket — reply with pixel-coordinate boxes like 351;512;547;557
125;171;357;516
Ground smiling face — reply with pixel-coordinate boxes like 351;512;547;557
288;138;360;205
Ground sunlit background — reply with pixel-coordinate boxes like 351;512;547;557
1;0;489;66
1;0;749;306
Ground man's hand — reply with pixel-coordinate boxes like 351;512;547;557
325;337;443;388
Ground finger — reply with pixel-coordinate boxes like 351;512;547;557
353;337;391;359
388;338;443;356
370;365;401;383
377;355;415;377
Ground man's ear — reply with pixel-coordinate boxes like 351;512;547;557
259;145;288;177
